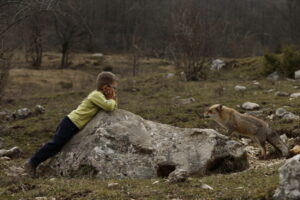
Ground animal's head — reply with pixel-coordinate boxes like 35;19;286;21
204;104;223;119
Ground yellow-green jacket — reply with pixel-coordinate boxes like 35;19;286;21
68;90;117;129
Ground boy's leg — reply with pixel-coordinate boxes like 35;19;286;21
28;116;79;169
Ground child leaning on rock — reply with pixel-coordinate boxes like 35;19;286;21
24;71;118;177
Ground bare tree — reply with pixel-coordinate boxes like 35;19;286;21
52;0;91;68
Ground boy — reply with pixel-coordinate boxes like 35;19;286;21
24;71;118;177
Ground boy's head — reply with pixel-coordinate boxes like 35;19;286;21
96;71;118;90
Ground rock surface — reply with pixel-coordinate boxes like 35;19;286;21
290;93;300;98
267;71;280;81
211;59;225;70
0;147;21;158
273;155;300;200
234;85;247;91
241;102;260;110
51;109;248;179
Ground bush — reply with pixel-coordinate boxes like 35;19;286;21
263;46;300;78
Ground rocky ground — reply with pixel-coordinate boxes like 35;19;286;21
0;53;300;199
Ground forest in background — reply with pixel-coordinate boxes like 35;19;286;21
0;0;300;60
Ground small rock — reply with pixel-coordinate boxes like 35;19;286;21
0;156;11;161
275;91;290;97
290;145;300;155
275;108;288;117
0;146;21;157
234;85;247;91
211;59;225;70
166;73;175;79
35;197;48;200
294;86;299;89
281;112;300;123
295;70;300;80
201;183;214;190
280;134;288;144
49;178;56;182
267;89;275;93
267;71;280;81
177;97;196;105
152;180;160;185
168;169;189;183
267;114;275;120
34;105;45;115
13;108;31;119
245;146;260;156
0;110;13;121
252;80;260;85
107;183;119;188
242;102;260;110
290;93;300;98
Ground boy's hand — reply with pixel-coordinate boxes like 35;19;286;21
102;85;116;100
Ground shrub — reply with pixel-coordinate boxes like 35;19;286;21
263;46;300;78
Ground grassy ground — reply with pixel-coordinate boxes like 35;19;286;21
0;53;299;199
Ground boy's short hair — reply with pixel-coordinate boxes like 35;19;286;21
96;71;118;89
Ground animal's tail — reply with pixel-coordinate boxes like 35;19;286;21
266;129;289;157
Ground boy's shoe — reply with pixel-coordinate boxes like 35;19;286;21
24;161;36;178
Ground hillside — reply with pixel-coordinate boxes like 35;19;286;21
0;53;300;200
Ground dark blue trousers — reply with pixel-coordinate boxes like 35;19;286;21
29;116;79;168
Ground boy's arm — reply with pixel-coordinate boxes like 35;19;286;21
89;91;117;111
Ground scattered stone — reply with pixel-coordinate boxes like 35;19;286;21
34;105;45;115
49;178;57;182
273;155;300;200
35;197;48;200
267;89;275;93
295;70;300;80
294;86;299;89
281;113;300;123
168;169;189;183
275;91;290;97
0;146;21;158
177;97;196;105
267;114;275;120
4;166;25;177
267;72;280;81
107;183;119;188
290;93;300;98
152;180;159;185
0;156;11;161
166;73;175;79
290;145;300;155
275;108;288;117
241;102;260;110
280;134;288;144
234;85;247;91
252;80;260;85
51;109;248;179
211;59;225;70
201;183;214;190
13;108;31;120
90;53;104;60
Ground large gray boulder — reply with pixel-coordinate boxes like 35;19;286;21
51;109;248;179
274;155;300;200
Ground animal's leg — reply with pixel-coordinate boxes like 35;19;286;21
253;136;267;159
